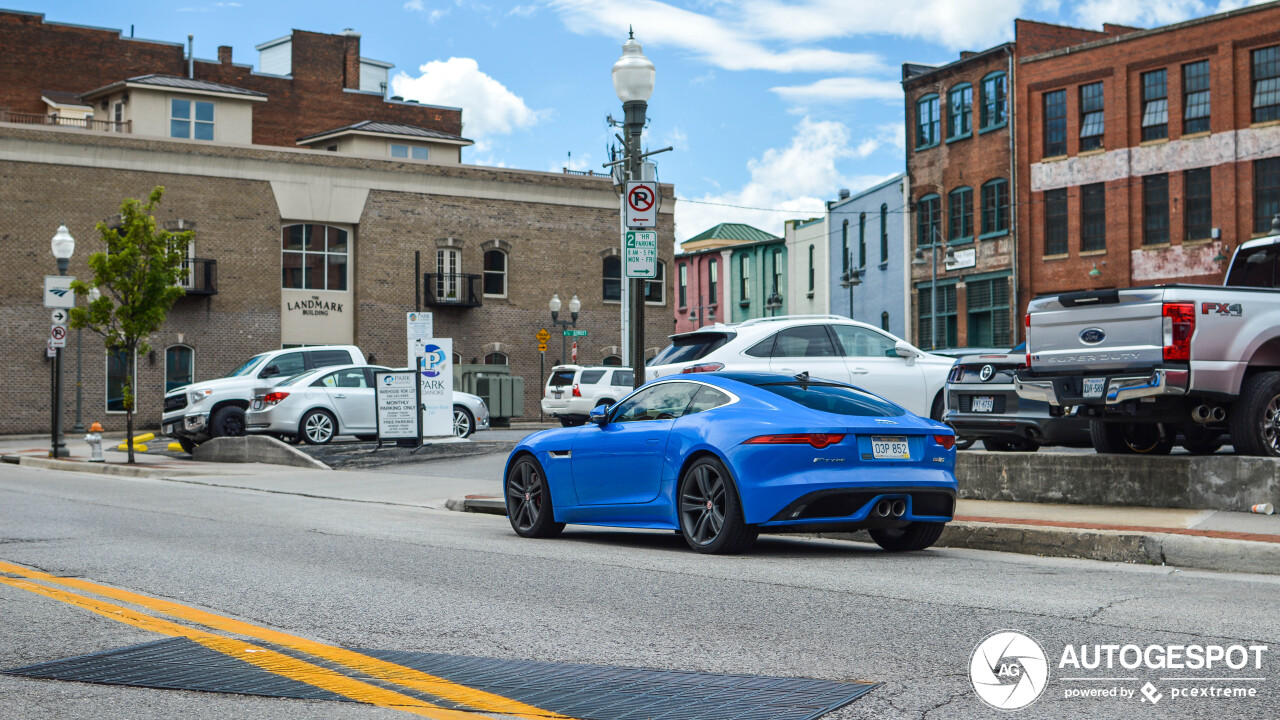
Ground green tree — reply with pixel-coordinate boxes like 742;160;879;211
69;187;192;464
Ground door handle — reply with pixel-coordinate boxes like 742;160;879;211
334;394;346;398
646;439;660;445
851;368;870;375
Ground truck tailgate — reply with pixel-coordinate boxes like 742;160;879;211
1028;288;1165;373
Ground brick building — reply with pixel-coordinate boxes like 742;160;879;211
672;224;778;334
0;12;674;434
1015;5;1280;321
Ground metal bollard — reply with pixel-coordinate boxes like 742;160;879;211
85;421;104;462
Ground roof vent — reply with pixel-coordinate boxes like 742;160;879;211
838;188;850;200
341;28;361;37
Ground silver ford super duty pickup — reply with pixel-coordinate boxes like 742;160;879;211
1015;224;1280;456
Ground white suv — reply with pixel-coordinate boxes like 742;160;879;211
647;315;954;419
541;365;636;426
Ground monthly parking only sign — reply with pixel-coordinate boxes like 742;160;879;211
624;181;657;228
625;231;658;278
375;371;421;445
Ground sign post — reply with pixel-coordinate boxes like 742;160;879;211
375;370;421;449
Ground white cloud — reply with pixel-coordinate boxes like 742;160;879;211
675;116;891;242
390;58;546;139
508;4;539;16
738;0;1023;50
771;77;903;103
551;152;593;172
1071;0;1269;27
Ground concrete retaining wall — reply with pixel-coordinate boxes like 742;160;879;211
193;436;329;470
958;452;1280;512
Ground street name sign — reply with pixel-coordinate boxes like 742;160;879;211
44;276;75;309
624;181;657;228
375;370;421;445
625;231;658;278
563;329;588;337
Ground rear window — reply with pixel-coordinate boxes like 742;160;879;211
580;370;607;385
650;332;735;366
547;370;576;387
309;349;354;367
611;370;634;386
1226;244;1280;288
759;382;904;417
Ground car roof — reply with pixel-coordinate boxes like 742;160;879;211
688;371;846;388
673;315;895;340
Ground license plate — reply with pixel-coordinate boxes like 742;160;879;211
871;436;910;460
1083;378;1106;398
165;423;177;435
552;391;563;399
971;396;994;413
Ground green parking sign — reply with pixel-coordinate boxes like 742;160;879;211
624;231;657;278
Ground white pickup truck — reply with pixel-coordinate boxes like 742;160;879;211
1016;224;1280;456
162;345;366;451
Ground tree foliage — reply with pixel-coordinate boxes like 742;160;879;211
68;186;192;463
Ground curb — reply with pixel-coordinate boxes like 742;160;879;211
17;456;212;478
193;436;330;471
449;495;507;514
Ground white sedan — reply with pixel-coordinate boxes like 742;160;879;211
245;364;490;444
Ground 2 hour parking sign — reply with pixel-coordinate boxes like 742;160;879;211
625;231;658;278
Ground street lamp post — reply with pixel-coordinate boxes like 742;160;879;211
839;250;862;320
50;224;74;458
549;293;581;364
911;224;955;351
687;304;716;327
764;289;784;317
613;29;655;389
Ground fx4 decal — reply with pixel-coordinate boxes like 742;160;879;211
1201;302;1242;316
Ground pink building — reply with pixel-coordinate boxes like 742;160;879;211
672;247;730;334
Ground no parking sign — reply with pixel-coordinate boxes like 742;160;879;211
624;181;657;228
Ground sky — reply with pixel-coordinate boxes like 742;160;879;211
21;0;1270;244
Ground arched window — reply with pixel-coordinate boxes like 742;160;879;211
739;254;750;301
858;212;867;267
708;257;719;304
948;187;973;241
917;194;941;247
435;247;460;301
916;94;940;148
282;224;348;290
807;245;815;291
981;72;1008;129
644;261;665;304
678;263;688;307
482;249;507;297
981;178;1009;235
603;256;621;301
841;219;849;271
948;83;973;138
164;345;194;392
452;352;462;366
603;355;623;366
881;312;890;332
880;204;889;263
484;352;509;365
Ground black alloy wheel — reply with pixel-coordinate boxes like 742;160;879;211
505;456;564;538
678;456;757;554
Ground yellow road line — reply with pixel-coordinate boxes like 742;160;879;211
0;577;484;719
0;560;572;719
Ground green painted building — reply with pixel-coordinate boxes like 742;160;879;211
728;235;787;322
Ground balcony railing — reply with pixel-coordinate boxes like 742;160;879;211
181;258;217;296
422;273;482;308
0;110;131;134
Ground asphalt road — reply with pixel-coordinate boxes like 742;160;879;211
1;461;1278;719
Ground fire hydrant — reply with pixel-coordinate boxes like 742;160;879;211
85;422;104;462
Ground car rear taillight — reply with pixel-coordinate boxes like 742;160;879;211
572;384;582;397
948;365;965;383
1163;302;1195;361
743;433;846;449
1024;313;1032;368
263;392;290;405
932;434;956;450
681;363;725;374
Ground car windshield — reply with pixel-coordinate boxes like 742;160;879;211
226;354;267;378
650;332;735;366
758;382;905;417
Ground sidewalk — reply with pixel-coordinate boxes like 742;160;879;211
0;434;300;478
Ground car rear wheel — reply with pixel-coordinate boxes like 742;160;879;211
453;405;474;438
869;522;946;552
505;455;564;538
678;456;757;554
300;409;337;445
1229;371;1280;457
1089;419;1173;455
209;406;246;438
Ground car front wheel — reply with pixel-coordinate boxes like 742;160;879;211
209;406;246;438
678;456;757;554
505;455;564;538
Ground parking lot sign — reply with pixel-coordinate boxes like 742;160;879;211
625;231;657;278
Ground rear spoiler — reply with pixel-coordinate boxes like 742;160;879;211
1054;289;1119;307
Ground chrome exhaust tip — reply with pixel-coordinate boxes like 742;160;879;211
1191;405;1213;424
891;499;907;517
875;500;892;517
1211;406;1227;422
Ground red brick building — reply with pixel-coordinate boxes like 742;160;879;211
1015;6;1280;327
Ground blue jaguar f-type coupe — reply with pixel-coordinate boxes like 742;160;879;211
503;372;958;554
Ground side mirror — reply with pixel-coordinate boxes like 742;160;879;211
589;404;612;426
893;341;916;359
260;364;280;378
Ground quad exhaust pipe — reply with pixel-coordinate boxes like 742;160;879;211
874;499;907;518
1191;405;1227;424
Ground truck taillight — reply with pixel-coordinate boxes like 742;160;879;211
1024;313;1032;367
1162;302;1195;362
572;384;582;397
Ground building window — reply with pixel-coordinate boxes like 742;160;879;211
1143;174;1170;245
645;261;665;303
482;250;507;297
708;258;718;304
1079;82;1104;151
858;212;867;267
981;179;1009;236
1141;69;1168;141
916;194;941;247
948;84;972;138
1081;183;1106;252
966;276;1011;348
435;248;460;301
917;284;957;349
807;245;815;291
916;94;940;149
1043;90;1067;157
1253;46;1280;124
390;143;429;160
484;352;508;365
948;187;973;242
678;263;688;307
282;224;348;291
981;72;1007;129
1185;168;1213;241
1044;188;1068;256
106;349;135;413
164;345;194;393
771;249;783;294
1183;60;1211;134
603;355;623;366
1255;157;1280;234
739;254;750;301
603;256;621;301
170;98;213;140
880;311;890;332
879;204;889;262
841;219;849;272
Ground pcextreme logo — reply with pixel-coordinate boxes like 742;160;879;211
969;630;1050;710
